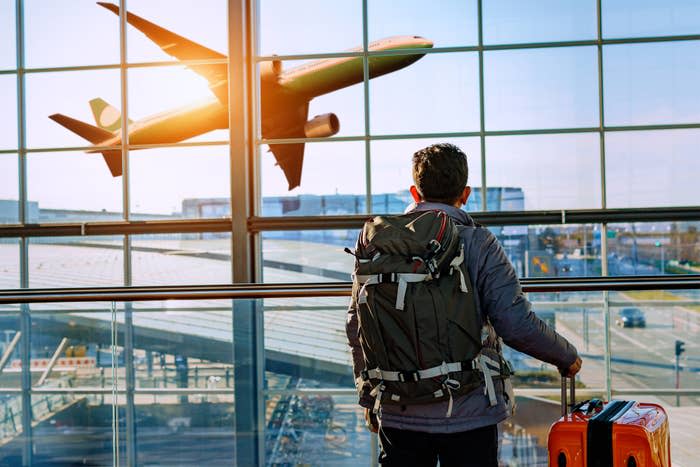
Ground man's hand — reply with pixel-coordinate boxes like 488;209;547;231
364;408;379;433
561;356;582;377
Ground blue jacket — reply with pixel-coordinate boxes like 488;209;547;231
346;202;579;433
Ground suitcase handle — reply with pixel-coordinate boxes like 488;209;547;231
561;376;575;416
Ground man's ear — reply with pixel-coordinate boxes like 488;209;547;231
459;186;471;206
410;185;422;203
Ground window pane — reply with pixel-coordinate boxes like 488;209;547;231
0;317;20;389
370;137;482;213
609;288;700;408
604;42;700;126
259;56;366;140
607;221;700;276
28;237;123;287
262;230;358;283
605;130;700;208
26;70;120;149
484;0;596;44
0;155;18;224
260;141;366;204
370;52;480;134
128;67;228;145
131;234;231;285
125;0;227;64
0;1;14;69
259;0;361;56
130;145;229;219
27;152;123;222
0;238;19;289
603;0;700;39
369;0;478;48
485;47;599;131
485;133;601;210
24;0;119;68
0;75;18;150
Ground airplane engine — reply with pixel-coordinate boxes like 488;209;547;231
304;113;340;138
260;59;282;83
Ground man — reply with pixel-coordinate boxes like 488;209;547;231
346;143;582;466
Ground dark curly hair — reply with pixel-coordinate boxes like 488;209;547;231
412;143;469;204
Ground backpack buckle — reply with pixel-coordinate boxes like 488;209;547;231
361;369;370;381
398;370;420;383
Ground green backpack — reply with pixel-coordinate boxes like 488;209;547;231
350;210;504;416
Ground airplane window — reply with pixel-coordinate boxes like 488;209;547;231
131;235;232;285
124;0;227;64
25;69;120;149
603;0;700;39
370;52;480;135
259;141;366;211
130;145;230;220
24;0;120;68
259;0;361;56
484;46;599;131
368;0;478;48
0;76;18;150
606;129;700;209
26;151;123;223
0;155;19;225
0;1;15;69
483;0;596;45
369;137;482;214
604;41;700;127
485;133;602;211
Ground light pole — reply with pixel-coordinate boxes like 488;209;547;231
655;241;665;274
675;340;685;406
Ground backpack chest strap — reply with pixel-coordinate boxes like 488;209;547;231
354;273;430;310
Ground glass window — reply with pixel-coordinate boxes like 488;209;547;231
25;70;120;149
0;238;19;289
259;0;361;56
607;221;700;276
262;230;358;283
131;233;232;285
0;1;14;70
0;317;20;388
128;66;229;144
368;0;478;48
259;56;366;140
605;129;700;208
260;141;366;204
483;0;596;45
485;47;599;131
604;42;700;126
485;133;602;210
28;237;124;288
0;75;18;150
27;152;123;222
370;137;482;213
603;0;700;39
125;0;227;64
24;0;119;68
130;145;229;219
0;155;18;224
370;52;480;135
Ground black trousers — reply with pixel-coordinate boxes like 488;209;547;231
378;424;498;467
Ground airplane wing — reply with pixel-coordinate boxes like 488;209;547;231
98;2;228;104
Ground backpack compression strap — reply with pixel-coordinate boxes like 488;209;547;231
354;273;429;310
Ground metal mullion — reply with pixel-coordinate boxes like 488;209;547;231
0;69;18;75
250;0;263;283
362;0;371;214
477;0;487;211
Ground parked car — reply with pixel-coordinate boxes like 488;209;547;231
616;308;646;328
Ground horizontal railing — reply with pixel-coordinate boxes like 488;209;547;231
1;275;699;304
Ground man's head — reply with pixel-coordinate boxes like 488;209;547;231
411;143;470;207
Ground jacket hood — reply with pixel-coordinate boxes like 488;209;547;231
405;201;475;227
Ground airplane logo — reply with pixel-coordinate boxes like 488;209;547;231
50;2;433;190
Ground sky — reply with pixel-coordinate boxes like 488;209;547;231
1;0;700;217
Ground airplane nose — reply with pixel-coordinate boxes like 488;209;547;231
413;36;434;48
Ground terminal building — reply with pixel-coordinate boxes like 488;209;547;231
0;1;699;466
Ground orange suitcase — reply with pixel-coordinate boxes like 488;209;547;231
547;377;671;467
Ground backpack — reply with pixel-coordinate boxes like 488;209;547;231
349;210;504;416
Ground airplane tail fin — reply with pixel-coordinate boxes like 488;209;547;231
89;97;133;132
48;113;123;176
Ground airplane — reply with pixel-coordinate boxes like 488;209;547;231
49;2;433;190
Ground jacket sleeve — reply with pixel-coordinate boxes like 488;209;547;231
346;282;375;409
470;229;579;371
